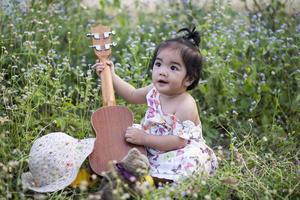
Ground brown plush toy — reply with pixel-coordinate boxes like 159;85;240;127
90;148;153;200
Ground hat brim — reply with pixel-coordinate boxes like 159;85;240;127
21;168;77;193
22;137;95;193
76;138;96;166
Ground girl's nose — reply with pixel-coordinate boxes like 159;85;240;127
159;66;168;76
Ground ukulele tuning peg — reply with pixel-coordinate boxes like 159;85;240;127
89;42;117;51
104;42;117;50
111;42;117;46
86;33;100;40
89;45;101;51
103;30;116;38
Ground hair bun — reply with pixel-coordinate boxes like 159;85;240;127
177;26;201;47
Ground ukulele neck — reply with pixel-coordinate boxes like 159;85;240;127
88;25;116;107
100;58;116;106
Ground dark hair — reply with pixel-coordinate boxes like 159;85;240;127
148;27;203;90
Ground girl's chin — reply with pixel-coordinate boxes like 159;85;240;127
156;82;169;88
155;85;173;94
155;83;170;92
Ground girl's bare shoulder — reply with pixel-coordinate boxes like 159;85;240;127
175;93;200;124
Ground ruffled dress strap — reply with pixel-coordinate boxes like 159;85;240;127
143;87;168;128
146;87;160;111
173;120;204;142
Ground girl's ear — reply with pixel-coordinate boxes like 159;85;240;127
184;77;194;87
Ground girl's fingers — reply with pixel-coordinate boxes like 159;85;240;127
95;65;105;76
94;61;115;75
92;62;102;69
125;133;134;143
94;63;105;70
125;137;132;143
106;60;113;66
96;64;104;69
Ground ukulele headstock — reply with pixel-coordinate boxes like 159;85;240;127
87;25;116;60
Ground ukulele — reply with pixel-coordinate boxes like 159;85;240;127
87;25;146;175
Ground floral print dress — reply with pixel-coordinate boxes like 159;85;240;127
139;87;218;181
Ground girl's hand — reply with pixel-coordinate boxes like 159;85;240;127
93;59;115;77
125;127;146;145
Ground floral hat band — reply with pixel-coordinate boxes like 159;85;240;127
21;132;95;193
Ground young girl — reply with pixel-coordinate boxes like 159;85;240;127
94;27;218;182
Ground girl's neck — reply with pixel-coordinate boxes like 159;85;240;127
158;90;188;116
159;90;187;101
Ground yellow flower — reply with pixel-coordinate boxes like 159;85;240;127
141;175;154;186
70;168;95;188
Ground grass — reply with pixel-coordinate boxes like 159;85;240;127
0;0;299;199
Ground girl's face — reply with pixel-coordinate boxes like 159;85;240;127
151;47;193;96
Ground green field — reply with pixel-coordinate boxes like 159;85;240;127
0;0;299;199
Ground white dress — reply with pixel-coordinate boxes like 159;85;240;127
138;87;218;181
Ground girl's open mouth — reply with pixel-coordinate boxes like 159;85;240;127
158;80;168;84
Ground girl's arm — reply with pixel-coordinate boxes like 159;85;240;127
125;127;187;151
95;60;152;104
143;134;187;152
112;74;153;104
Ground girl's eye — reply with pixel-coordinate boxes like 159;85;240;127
154;62;161;67
170;65;179;71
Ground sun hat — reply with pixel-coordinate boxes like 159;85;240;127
21;132;95;193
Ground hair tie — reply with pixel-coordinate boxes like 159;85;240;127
177;26;201;47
